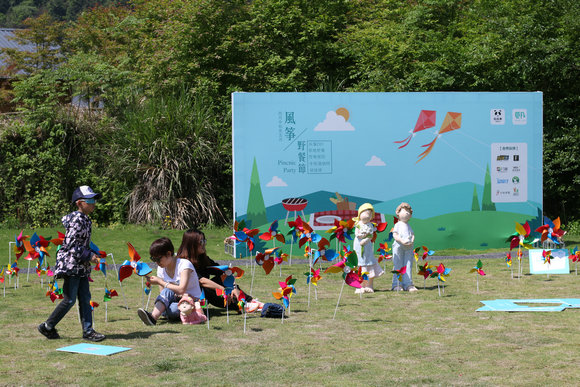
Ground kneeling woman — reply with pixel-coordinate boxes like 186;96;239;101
177;229;263;313
138;237;205;325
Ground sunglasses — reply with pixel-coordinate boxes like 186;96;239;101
81;198;97;204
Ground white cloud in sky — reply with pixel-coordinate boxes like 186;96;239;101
365;155;386;166
314;111;355;131
266;176;288;187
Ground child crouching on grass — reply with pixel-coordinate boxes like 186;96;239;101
138;237;206;325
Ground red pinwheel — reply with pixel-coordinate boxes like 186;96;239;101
392;265;407;282
90;301;99;310
569;246;579;275
118;242;152;282
326;218;354;244
273;249;289;265
46;280;63;302
417;262;433;279
394;110;436;149
255;248;279;275
431;263;452;282
536;216;566;244
304;268;322;286
259;220;286;244
506;221;537;250
287;215;308;242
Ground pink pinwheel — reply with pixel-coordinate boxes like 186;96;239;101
430;263;451;296
542;250;552;265
255;247;279;275
392;265;407;282
273;249;289;265
324;249;361;288
536;216;566;244
13;230;29;260
394;110;436;149
259;220;286;244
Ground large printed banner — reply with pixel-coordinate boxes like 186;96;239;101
232;92;542;254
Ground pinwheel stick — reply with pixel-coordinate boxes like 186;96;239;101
8;242;13;287
108;253;128;310
437;281;441;297
146;288;152;310
105;302;108;323
206;307;210;330
243;309;247;334
26;260;31;282
249;256;255;296
333;281;346;320
307;246;312;308
476;275;479;293
518;246;522;280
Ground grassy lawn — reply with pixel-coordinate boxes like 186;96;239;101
1;226;579;386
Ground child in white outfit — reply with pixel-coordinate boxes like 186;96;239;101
353;203;384;293
392;202;417;292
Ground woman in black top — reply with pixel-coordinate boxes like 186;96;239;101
176;229;262;312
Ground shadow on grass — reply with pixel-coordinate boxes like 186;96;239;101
105;330;179;340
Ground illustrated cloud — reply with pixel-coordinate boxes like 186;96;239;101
266;176;288;187
365;155;386;166
314;111;355;132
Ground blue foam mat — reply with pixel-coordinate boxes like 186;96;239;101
56;343;132;356
477;298;580;312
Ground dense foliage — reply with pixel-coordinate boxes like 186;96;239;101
0;0;577;228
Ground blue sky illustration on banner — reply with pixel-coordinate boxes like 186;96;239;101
232;92;542;252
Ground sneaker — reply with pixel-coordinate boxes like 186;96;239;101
354;288;364;294
38;322;60;339
363;287;374;293
406;285;418;292
138;308;157;326
83;329;105;342
391;285;403;292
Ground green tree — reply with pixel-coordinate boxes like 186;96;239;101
481;164;496;212
246;157;267;227
471;184;480;212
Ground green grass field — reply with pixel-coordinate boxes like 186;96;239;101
1;226;579;385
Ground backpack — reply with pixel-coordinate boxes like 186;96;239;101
260;303;285;318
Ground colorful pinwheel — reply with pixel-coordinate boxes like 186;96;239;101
13;230;29;260
304;268;322;286
432;263;452;282
273;249;289;265
392;265;407;282
394;110;436;149
505;252;512;267
6;262;19;278
506;221;537;250
324;248;361;288
569;246;579;275
326;218;354;244
233;221;260;252
0;266;5;284
209;265;245;295
287;216;308;242
542;249;552;265
46;280;63;302
536;216;566;244
272;275;297;309
255;247;279;275
414;246;435;261
118;242;152;282
470;260;486;276
259;220;286;245
103;288;118;302
377;242;392;262
313;238;338;265
90;301;99;310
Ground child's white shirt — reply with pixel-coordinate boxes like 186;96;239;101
393;221;414;249
157;258;202;298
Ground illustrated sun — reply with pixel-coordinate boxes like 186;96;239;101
335;107;349;121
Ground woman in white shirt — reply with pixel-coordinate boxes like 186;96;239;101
137;237;203;325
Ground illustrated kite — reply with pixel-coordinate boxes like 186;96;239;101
259;220;286;245
118;242;152;282
536;216;566;244
255;247;279;275
416;112;462;163
394;110;436;149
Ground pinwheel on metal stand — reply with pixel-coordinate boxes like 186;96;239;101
431;263;451;296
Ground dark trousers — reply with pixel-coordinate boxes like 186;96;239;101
46;275;93;332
